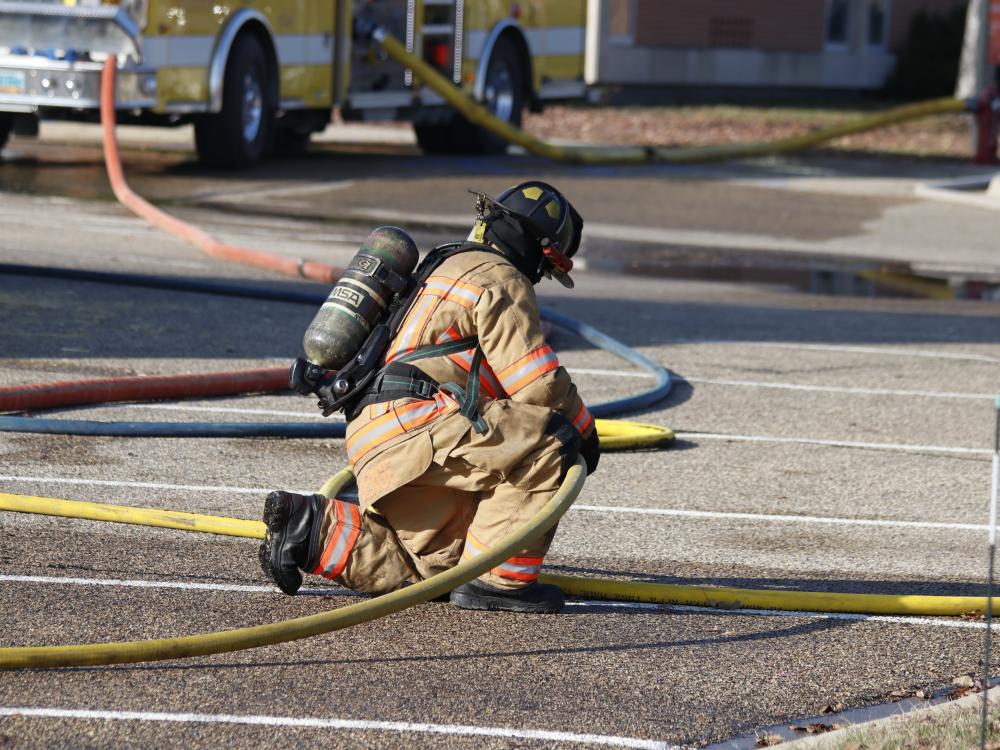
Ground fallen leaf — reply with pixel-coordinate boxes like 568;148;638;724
915;689;930;699
948;686;974;700
832;722;846;730
790;723;835;734
889;689;910;699
961;610;985;620
819;701;845;714
755;734;783;747
952;675;975;688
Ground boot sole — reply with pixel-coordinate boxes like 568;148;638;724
449;589;563;614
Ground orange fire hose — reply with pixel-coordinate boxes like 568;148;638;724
100;57;341;284
0;368;289;413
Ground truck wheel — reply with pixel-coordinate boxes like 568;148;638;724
0;116;11;152
413;121;453;154
195;33;274;168
452;36;524;154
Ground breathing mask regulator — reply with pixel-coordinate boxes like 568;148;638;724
290;226;419;415
469;180;583;288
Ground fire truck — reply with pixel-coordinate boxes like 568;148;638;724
0;0;586;166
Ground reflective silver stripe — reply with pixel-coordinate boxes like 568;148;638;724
497;560;541;576
390;295;437;359
465;25;584;60
274;34;333;66
524;27;585;57
143;32;330;69
425;277;482;306
142;36;214;68
499;349;559;392
347;401;443;460
319;503;359;577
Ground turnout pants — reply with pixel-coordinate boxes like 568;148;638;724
310;411;571;595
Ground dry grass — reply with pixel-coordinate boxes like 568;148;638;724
522;104;972;160
817;699;1000;750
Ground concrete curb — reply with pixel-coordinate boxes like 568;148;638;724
914;172;1000;211
781;685;1000;748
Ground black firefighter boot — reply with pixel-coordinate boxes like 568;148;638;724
450;580;565;614
258;491;326;595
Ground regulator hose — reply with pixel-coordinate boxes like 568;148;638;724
0;460;586;669
373;29;968;166
2;487;993;619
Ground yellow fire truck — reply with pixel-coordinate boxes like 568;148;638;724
0;0;586;166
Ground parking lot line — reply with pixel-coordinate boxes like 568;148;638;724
0;707;677;749
678;432;991;455
571;505;985;531
685;377;994;401
0;476;981;529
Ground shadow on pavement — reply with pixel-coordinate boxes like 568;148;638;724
3;273;999;363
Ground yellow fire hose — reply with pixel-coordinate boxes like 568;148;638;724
3;483;996;623
373;29;967;165
0;460;585;669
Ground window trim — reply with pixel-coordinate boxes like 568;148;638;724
864;0;890;49
824;0;853;51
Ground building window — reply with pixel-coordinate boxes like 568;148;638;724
825;0;851;48
609;0;634;40
865;0;888;48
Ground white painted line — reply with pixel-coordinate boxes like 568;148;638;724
750;342;1000;365
0;574;349;597
0;476;983;530
677;432;991;456
685;376;994;401
571;505;985;532
0;707;677;749
4;574;994;633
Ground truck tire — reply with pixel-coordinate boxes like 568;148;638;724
0;116;11;152
413;36;525;156
413;121;453;154
452;36;525;154
195;33;274;168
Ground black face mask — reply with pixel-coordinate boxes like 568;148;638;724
483;214;545;284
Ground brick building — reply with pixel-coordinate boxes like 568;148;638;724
585;0;967;89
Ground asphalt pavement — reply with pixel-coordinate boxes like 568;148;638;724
1;129;1000;748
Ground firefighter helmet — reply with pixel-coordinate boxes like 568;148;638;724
470;181;583;287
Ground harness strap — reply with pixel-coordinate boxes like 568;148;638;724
392;335;478;365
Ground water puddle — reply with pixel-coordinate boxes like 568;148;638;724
587;253;1000;302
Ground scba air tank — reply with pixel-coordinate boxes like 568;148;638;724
303;226;419;370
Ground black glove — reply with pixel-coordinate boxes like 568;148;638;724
580;427;600;476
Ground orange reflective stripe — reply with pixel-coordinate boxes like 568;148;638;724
386;293;440;362
423;276;484;308
463;531;544;582
497;345;560;394
346;395;454;464
571;401;594;434
311;499;362;580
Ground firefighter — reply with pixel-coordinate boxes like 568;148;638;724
260;181;599;613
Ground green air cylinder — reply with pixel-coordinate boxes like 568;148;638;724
303;226;419;370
